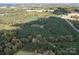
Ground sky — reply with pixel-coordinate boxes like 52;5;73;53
0;0;79;3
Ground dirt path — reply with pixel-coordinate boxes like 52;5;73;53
61;15;79;33
65;19;79;32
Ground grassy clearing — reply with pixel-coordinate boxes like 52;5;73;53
0;24;20;30
14;50;35;55
0;9;53;30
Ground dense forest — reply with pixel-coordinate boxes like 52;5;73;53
0;6;79;55
0;16;79;55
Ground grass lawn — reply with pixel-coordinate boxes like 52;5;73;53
14;50;35;55
0;24;20;30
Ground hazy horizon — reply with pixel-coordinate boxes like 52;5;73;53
0;3;79;7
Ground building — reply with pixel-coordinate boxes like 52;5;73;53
47;10;54;13
26;9;46;12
